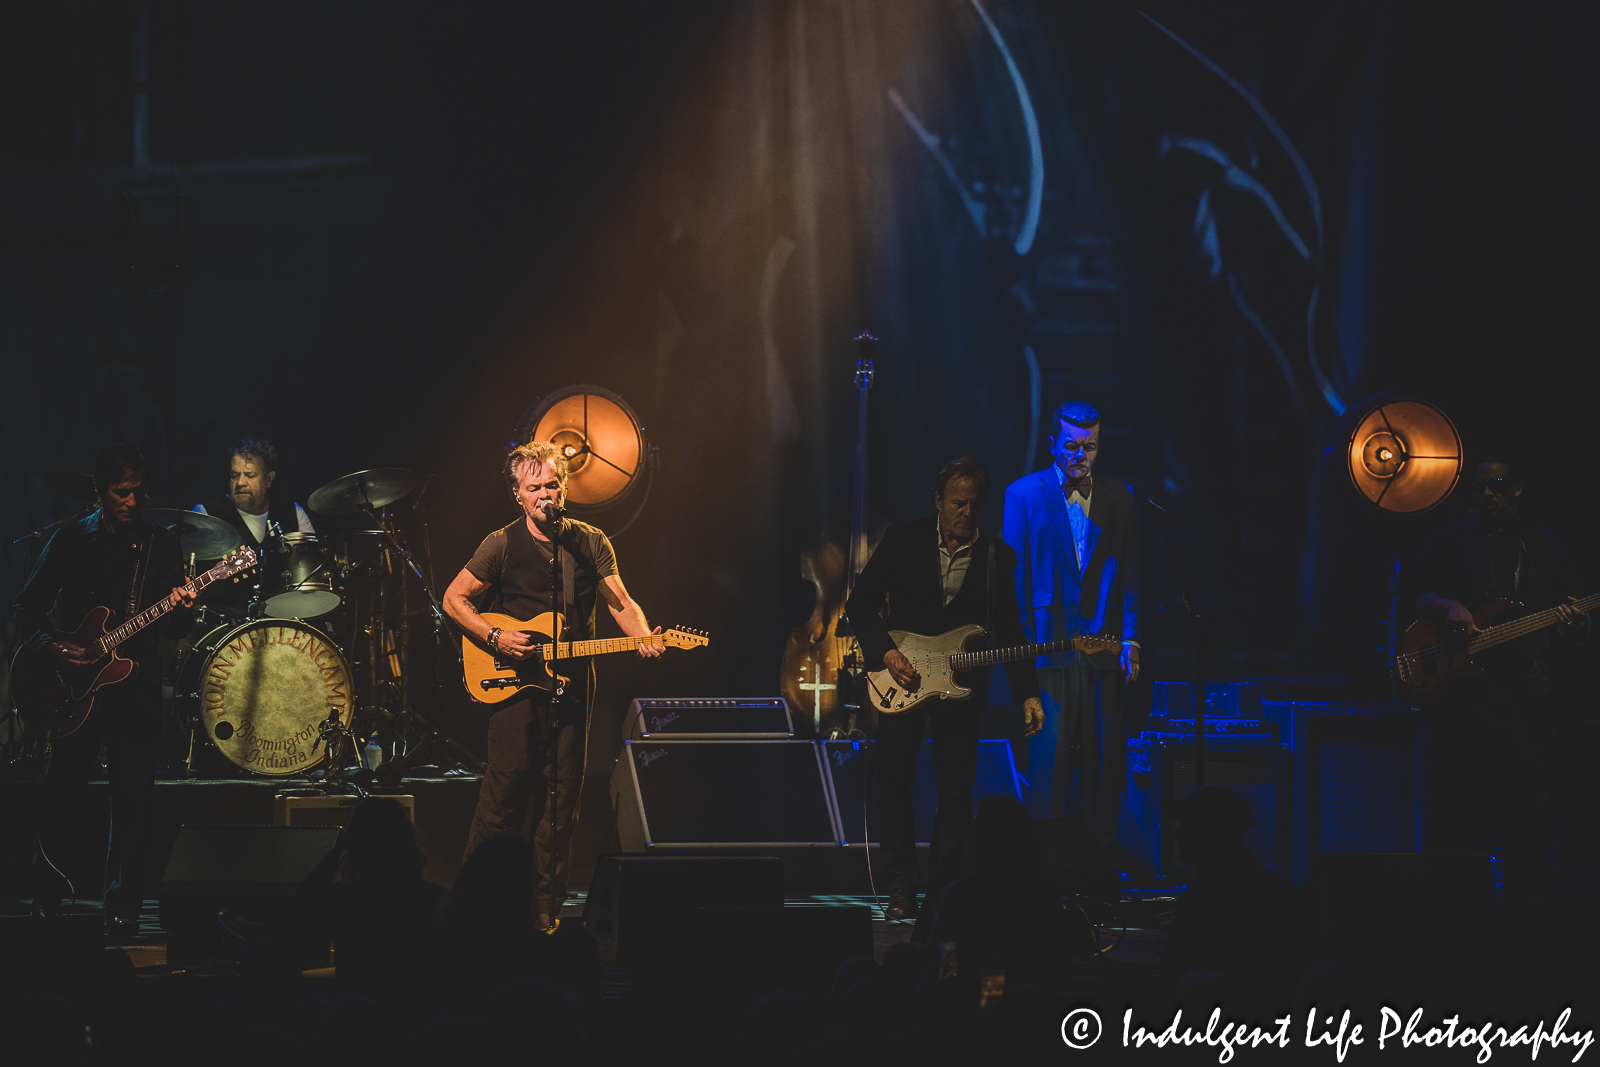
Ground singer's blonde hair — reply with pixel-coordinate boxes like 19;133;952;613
504;440;569;505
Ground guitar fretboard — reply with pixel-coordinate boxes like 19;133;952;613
93;556;250;657
533;633;667;661
1463;592;1600;655
951;635;1115;671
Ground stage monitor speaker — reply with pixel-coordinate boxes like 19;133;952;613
584;854;785;963
160;824;340;965
1126;742;1292;878
611;740;838;850
622;697;793;740
1291;702;1423;881
273;793;415;828
1035;818;1122;904
823;739;1023;846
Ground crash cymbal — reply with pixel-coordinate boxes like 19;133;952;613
308;468;417;515
48;472;98;503
143;508;244;559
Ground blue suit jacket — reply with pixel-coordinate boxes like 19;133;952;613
1001;467;1139;669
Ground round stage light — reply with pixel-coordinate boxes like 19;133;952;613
512;385;654;531
1343;398;1462;514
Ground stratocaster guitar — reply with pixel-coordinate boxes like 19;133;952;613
1395;593;1598;700
865;625;1122;715
12;547;259;740
461;611;710;704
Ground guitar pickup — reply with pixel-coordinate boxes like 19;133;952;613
480;678;521;690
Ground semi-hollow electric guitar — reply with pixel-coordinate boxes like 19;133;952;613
864;625;1122;715
461;611;710;704
12;547;259;740
1395;593;1598;700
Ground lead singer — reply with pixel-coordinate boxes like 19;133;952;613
444;440;661;930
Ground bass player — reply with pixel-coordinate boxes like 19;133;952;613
442;440;660;930
846;456;1044;923
13;443;197;932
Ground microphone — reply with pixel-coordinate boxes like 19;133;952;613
541;501;566;520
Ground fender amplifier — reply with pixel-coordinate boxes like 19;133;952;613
622;697;793;740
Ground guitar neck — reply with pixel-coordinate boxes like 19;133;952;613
97;566;228;656
535;633;664;661
952;636;1107;671
1467;592;1600;655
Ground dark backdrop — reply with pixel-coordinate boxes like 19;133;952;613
3;0;1596;769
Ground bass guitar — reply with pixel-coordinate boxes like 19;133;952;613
12;547;259;740
1395;593;1597;700
461;611;710;704
864;625;1121;715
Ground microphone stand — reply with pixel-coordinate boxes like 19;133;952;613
545;501;566;931
1144;499;1205;790
11;505;94;545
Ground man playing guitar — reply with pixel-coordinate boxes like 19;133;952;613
443;440;660;930
13;443;197;932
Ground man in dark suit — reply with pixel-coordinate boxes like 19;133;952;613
1002;401;1139;848
847;457;1043;921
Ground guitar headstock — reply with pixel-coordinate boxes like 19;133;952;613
662;627;711;650
220;546;259;581
1078;633;1122;655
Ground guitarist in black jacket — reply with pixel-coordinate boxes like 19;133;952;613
13;443;195;930
847;457;1043;922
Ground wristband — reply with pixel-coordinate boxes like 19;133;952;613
488;627;503;653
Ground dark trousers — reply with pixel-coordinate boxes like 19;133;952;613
1029;655;1122;847
32;681;160;918
462;693;588;917
876;697;982;894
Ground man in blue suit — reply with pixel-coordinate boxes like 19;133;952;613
1002;401;1139;847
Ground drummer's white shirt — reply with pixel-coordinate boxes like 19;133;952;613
193;501;314;542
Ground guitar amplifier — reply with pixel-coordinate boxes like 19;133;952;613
611;740;838;849
1125;740;1292;878
1290;702;1424;881
273;794;415;827
621;697;793;740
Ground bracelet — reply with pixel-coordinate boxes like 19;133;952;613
488;627;503;653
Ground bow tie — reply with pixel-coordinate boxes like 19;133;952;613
1063;474;1092;499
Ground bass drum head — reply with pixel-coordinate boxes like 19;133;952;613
193;618;355;776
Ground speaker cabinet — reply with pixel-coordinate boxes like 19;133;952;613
1291;703;1424;881
823;739;1023;846
1126;741;1292;878
622;697;793;740
160;824;341;965
611;740;838;849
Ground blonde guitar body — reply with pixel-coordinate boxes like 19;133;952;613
865;626;1121;716
461;611;709;704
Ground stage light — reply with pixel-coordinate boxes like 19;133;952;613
512;384;656;533
1343;398;1462;515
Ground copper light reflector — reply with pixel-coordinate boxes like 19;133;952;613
1344;398;1463;514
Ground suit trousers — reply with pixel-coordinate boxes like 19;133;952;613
32;678;160;918
462;693;588;917
1029;655;1122;847
875;697;982;894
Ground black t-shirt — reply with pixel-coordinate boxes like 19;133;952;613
464;518;618;640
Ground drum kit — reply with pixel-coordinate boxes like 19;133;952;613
152;468;481;786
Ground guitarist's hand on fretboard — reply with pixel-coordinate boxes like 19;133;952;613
1556;596;1584;628
637;626;664;659
167;586;198;610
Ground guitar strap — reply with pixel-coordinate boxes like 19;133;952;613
985;533;995;641
126;529;154;624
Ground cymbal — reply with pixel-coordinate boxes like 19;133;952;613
308;468;417;515
143;508;244;559
48;472;98;503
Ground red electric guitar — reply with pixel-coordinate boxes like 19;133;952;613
1394;592;1598;700
11;547;258;740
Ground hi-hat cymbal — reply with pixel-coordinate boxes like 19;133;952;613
308;468;417;515
48;472;98;503
144;508;244;559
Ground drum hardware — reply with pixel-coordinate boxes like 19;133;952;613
143;508;246;560
262;533;342;619
308;706;367;797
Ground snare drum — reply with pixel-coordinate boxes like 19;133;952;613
264;533;342;618
177;618;355;776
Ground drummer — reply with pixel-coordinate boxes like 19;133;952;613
192;436;314;550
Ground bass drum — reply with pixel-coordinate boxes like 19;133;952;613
177;618;355;776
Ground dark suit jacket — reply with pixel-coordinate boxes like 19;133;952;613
846;517;1040;702
1002;467;1138;669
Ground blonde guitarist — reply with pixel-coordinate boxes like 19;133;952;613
845;457;1044;924
443;440;660;930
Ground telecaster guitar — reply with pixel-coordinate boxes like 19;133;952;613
11;547;259;740
1395;593;1598;700
461;611;710;704
865;625;1121;715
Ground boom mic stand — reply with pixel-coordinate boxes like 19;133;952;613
1144;499;1206;790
